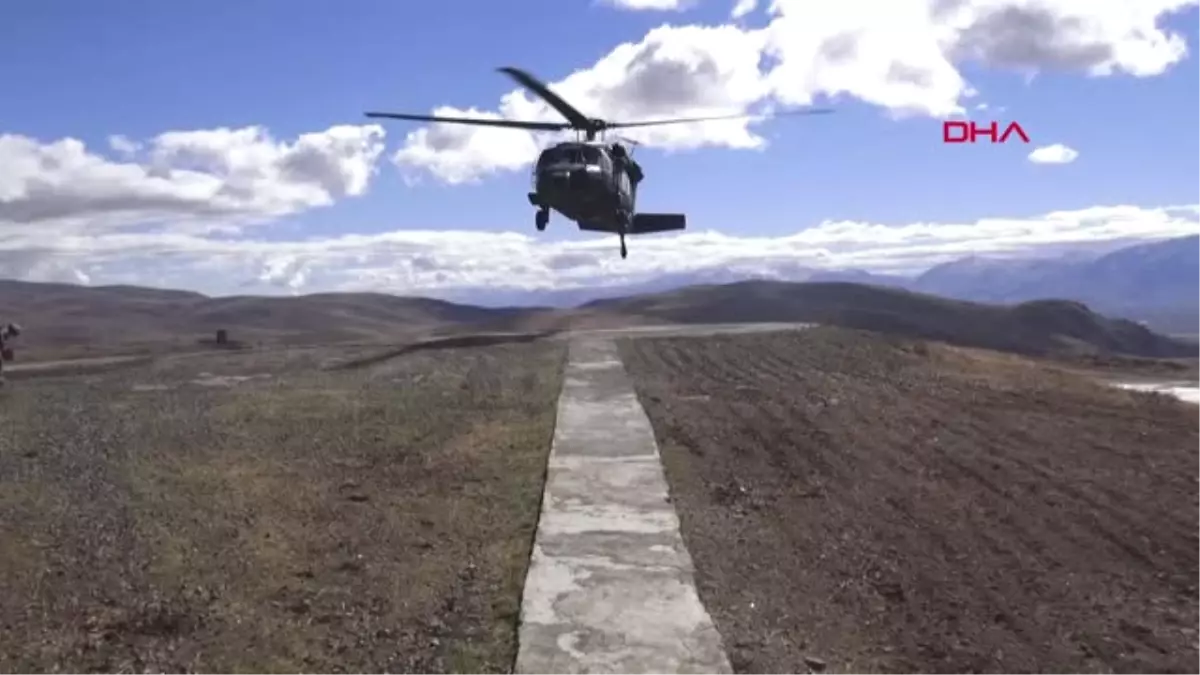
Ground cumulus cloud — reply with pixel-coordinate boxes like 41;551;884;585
390;108;543;185
0;117;1189;294
391;24;774;184
388;0;1196;183
0;203;1193;297
0;124;387;235
1028;143;1080;164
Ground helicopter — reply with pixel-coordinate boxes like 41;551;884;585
366;67;831;258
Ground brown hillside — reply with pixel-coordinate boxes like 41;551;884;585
1;278;1193;360
585;280;1196;358
0;280;548;356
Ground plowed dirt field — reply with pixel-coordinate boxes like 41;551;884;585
620;327;1198;674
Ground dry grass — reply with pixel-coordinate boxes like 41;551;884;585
0;340;565;673
620;327;1198;674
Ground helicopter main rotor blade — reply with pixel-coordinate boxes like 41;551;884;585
606;107;834;130
497;67;594;130
364;111;570;131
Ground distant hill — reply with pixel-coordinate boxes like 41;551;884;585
437;265;814;308
910;256;1064;300
0;279;547;354
1;275;1193;361
434;235;1199;334
583;280;1195;358
1054;235;1190;309
910;235;1199;329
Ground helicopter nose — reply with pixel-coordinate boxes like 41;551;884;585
540;170;567;190
538;165;590;192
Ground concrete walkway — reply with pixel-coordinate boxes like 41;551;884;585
516;337;732;674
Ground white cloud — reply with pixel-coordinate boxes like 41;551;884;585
0;124;387;235
731;0;758;19
390;107;543;185
388;0;1196;183
1028;142;1080;164
1;124;1189;293
107;134;142;157
599;0;693;9
0;202;1193;297
391;24;774;184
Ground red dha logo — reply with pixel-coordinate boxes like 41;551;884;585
943;120;1030;144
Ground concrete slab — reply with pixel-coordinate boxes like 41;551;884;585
516;337;731;674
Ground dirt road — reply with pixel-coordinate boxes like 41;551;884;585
620;327;1199;673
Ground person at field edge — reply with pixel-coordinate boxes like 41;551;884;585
0;323;21;384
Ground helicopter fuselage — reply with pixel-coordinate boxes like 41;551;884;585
527;141;635;232
525;140;685;257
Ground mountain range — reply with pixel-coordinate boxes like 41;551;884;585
2;277;1194;364
437;235;1199;334
0;234;1194;362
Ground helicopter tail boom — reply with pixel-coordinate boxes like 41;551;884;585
629;213;686;234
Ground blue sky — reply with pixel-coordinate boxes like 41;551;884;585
1;0;1198;296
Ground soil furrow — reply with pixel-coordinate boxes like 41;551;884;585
622;327;1198;674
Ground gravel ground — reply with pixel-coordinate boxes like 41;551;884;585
0;341;564;673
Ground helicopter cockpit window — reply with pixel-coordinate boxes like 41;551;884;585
536;149;556;168
591;147;611;172
537;146;604;169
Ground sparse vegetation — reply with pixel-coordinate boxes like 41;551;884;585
4;278;1193;363
1;274;1194;673
0;279;555;361
620;327;1198;674
0;341;564;673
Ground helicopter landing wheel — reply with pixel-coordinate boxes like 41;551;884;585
535;208;548;231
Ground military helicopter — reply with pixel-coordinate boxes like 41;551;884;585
366;67;831;258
